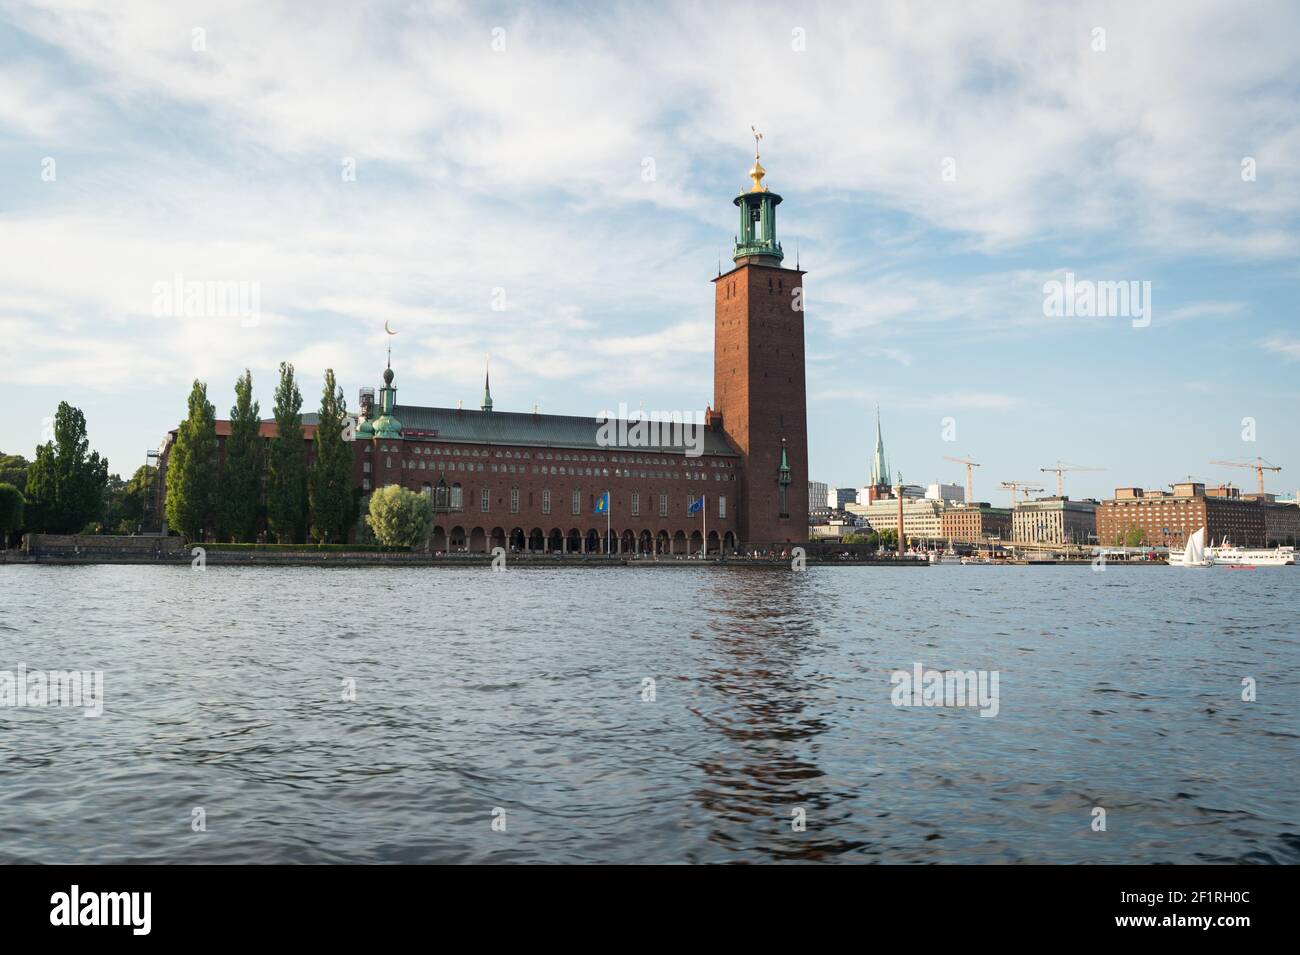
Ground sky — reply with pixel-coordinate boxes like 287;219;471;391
1;0;1297;503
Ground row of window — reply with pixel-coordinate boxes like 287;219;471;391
357;479;730;519
363;459;735;482
371;443;735;468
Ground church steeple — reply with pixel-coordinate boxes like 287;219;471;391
869;404;890;487
481;355;494;412
733;128;784;266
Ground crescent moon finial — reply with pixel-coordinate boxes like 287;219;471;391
384;320;396;335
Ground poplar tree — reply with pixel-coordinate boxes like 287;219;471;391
25;402;110;534
164;381;218;540
266;362;307;543
222;369;262;542
309;368;354;543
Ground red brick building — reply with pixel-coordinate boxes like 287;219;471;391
941;504;1012;544
157;146;810;554
1096;483;1267;547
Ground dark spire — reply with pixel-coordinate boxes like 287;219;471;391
481;354;494;412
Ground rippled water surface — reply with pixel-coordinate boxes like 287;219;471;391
1;563;1297;864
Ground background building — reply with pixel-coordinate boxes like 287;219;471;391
832;486;857;509
1096;482;1266;547
1262;500;1300;546
926;482;965;504
941;503;1012;544
1012;497;1098;545
808;481;829;510
846;496;945;541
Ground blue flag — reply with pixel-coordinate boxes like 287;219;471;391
594;491;609;515
687;497;704;515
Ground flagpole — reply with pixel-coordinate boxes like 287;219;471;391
702;493;707;558
606;488;611;556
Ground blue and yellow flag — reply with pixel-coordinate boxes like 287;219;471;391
687;496;704;516
594;491;609;515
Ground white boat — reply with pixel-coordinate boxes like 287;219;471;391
1169;527;1211;567
928;540;963;564
1208;541;1295;567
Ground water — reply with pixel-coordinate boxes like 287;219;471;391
1;563;1297;864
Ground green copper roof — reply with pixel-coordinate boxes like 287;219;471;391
392;404;738;456
372;414;402;439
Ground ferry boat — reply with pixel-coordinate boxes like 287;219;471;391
1208;542;1295;567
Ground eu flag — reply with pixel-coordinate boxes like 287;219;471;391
594;491;609;515
687;497;704;515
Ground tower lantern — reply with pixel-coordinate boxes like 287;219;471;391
733;128;784;266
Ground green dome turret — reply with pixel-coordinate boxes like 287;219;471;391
372;364;402;439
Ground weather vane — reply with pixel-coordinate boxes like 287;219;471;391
383;319;396;367
751;125;763;159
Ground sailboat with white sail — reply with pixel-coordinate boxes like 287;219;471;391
1168;527;1211;567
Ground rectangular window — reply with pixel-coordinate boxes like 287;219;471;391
363;461;371;474
659;492;668;517
572;489;581;515
510;488;519;514
481;488;490;513
719;495;726;519
631;491;639;516
687;493;696;515
542;489;551;514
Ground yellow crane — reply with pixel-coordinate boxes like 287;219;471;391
1039;461;1104;497
943;455;982;504
1208;457;1281;495
1000;480;1044;503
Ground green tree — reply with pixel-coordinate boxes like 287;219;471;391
165;380;218;541
869;528;898;550
0;482;24;547
310;368;354;543
222;369;263;542
366;485;432;548
24;402;109;533
267;362;307;544
0;453;30;493
1124;526;1146;547
103;464;157;534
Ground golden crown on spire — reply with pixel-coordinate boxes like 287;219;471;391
748;125;767;192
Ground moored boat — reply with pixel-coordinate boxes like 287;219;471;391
1207;542;1295;567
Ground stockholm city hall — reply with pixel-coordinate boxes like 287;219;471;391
163;140;810;555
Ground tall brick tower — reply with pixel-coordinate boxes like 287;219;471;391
712;134;808;551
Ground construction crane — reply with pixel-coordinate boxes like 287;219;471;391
1208;457;1281;495
1000;480;1044;504
1039;461;1104;497
943;455;982;504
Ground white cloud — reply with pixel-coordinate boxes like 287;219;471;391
1262;336;1300;361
